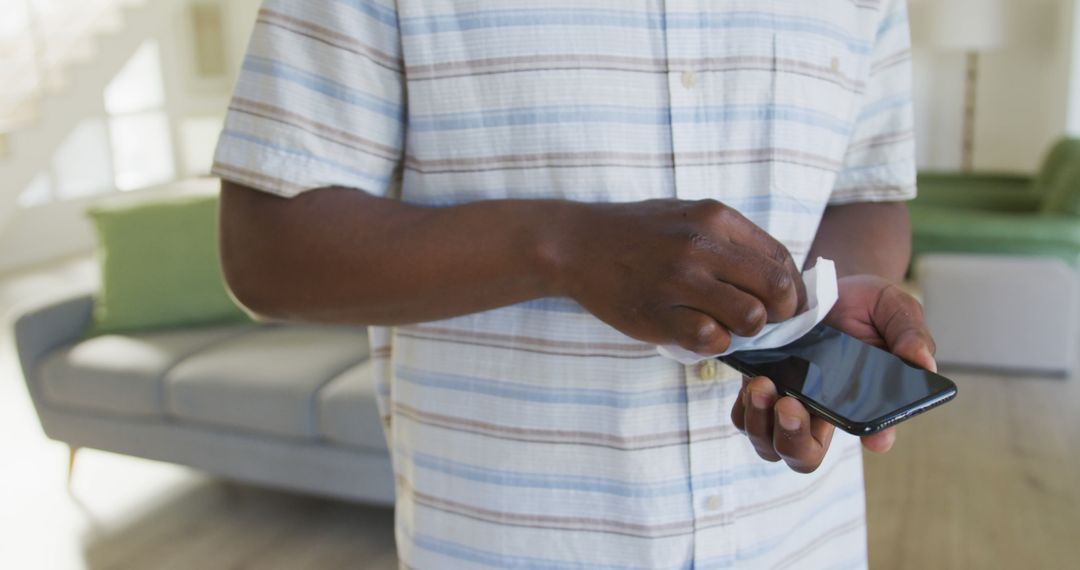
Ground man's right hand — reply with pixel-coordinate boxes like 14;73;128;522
221;184;805;334
548;199;808;356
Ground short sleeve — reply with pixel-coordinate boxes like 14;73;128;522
829;0;917;205
211;0;406;198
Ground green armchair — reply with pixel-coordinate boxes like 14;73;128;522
909;138;1080;266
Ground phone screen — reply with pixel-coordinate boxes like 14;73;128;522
721;324;956;432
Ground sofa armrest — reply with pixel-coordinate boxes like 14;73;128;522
12;291;94;408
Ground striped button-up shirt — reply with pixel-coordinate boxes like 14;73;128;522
213;0;916;567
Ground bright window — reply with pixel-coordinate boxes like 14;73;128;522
178;116;224;176
16;38;178;208
104;41;166;115
52;117;114;200
110;111;176;191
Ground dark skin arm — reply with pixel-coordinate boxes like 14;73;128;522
807;201;913;282
223;183;936;474
220;181;808;355
730;202;939;473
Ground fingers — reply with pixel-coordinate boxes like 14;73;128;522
722;212;808;312
772;396;835;473
874;285;938;372
663;306;733;355
743;377;781;462
861;427;897;453
732;378;838;473
706;241;804;323
685;201;806;320
684;279;768;338
731;377;749;433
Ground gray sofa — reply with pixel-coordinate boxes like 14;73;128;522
14;291;396;506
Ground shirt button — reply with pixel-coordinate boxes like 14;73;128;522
698;359;718;381
681;70;698;89
705;495;723;512
830;56;841;73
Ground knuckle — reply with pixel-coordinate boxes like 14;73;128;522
680;316;724;353
771;241;794;265
684;232;718;257
687;232;709;249
762;268;797;315
768;269;795;299
691;198;727;220
736;301;768;336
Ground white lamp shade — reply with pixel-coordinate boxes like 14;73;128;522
930;0;1008;52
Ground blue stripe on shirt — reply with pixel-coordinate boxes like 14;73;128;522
242;56;405;122
401;447;812;498
401;483;860;569
220;130;393;186
399;9;872;55
408;104;851;134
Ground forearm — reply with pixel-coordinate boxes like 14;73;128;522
220;181;570;325
805;202;912;281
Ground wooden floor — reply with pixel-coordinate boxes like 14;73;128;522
2;257;1078;569
864;368;1080;569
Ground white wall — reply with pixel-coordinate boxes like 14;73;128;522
1068;0;1080;133
911;0;1075;173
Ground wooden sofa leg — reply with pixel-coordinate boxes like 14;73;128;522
67;445;80;490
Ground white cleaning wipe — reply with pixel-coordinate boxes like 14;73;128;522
657;258;839;365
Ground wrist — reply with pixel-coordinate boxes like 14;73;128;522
526;200;590;299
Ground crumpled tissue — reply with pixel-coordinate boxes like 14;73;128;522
657;258;838;365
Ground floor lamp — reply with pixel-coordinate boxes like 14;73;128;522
930;0;1007;172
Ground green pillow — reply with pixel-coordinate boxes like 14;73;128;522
86;192;251;335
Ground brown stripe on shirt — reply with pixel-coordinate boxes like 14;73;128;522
404;148;843;175
871;49;912;76
397;445;860;540
257;8;402;71
409;55;865;94
401;324;657;355
772;516;867;569
846;130;915;153
393;402;738;451
229;98;403;161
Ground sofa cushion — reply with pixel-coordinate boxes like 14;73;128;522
317;361;388;451
38;325;253;417
165;326;369;440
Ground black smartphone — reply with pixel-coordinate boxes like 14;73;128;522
719;324;957;436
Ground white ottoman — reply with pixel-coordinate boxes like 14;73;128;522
916;254;1080;376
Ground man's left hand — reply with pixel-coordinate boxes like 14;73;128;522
729;274;937;473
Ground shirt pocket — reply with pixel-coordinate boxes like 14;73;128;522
768;32;863;213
